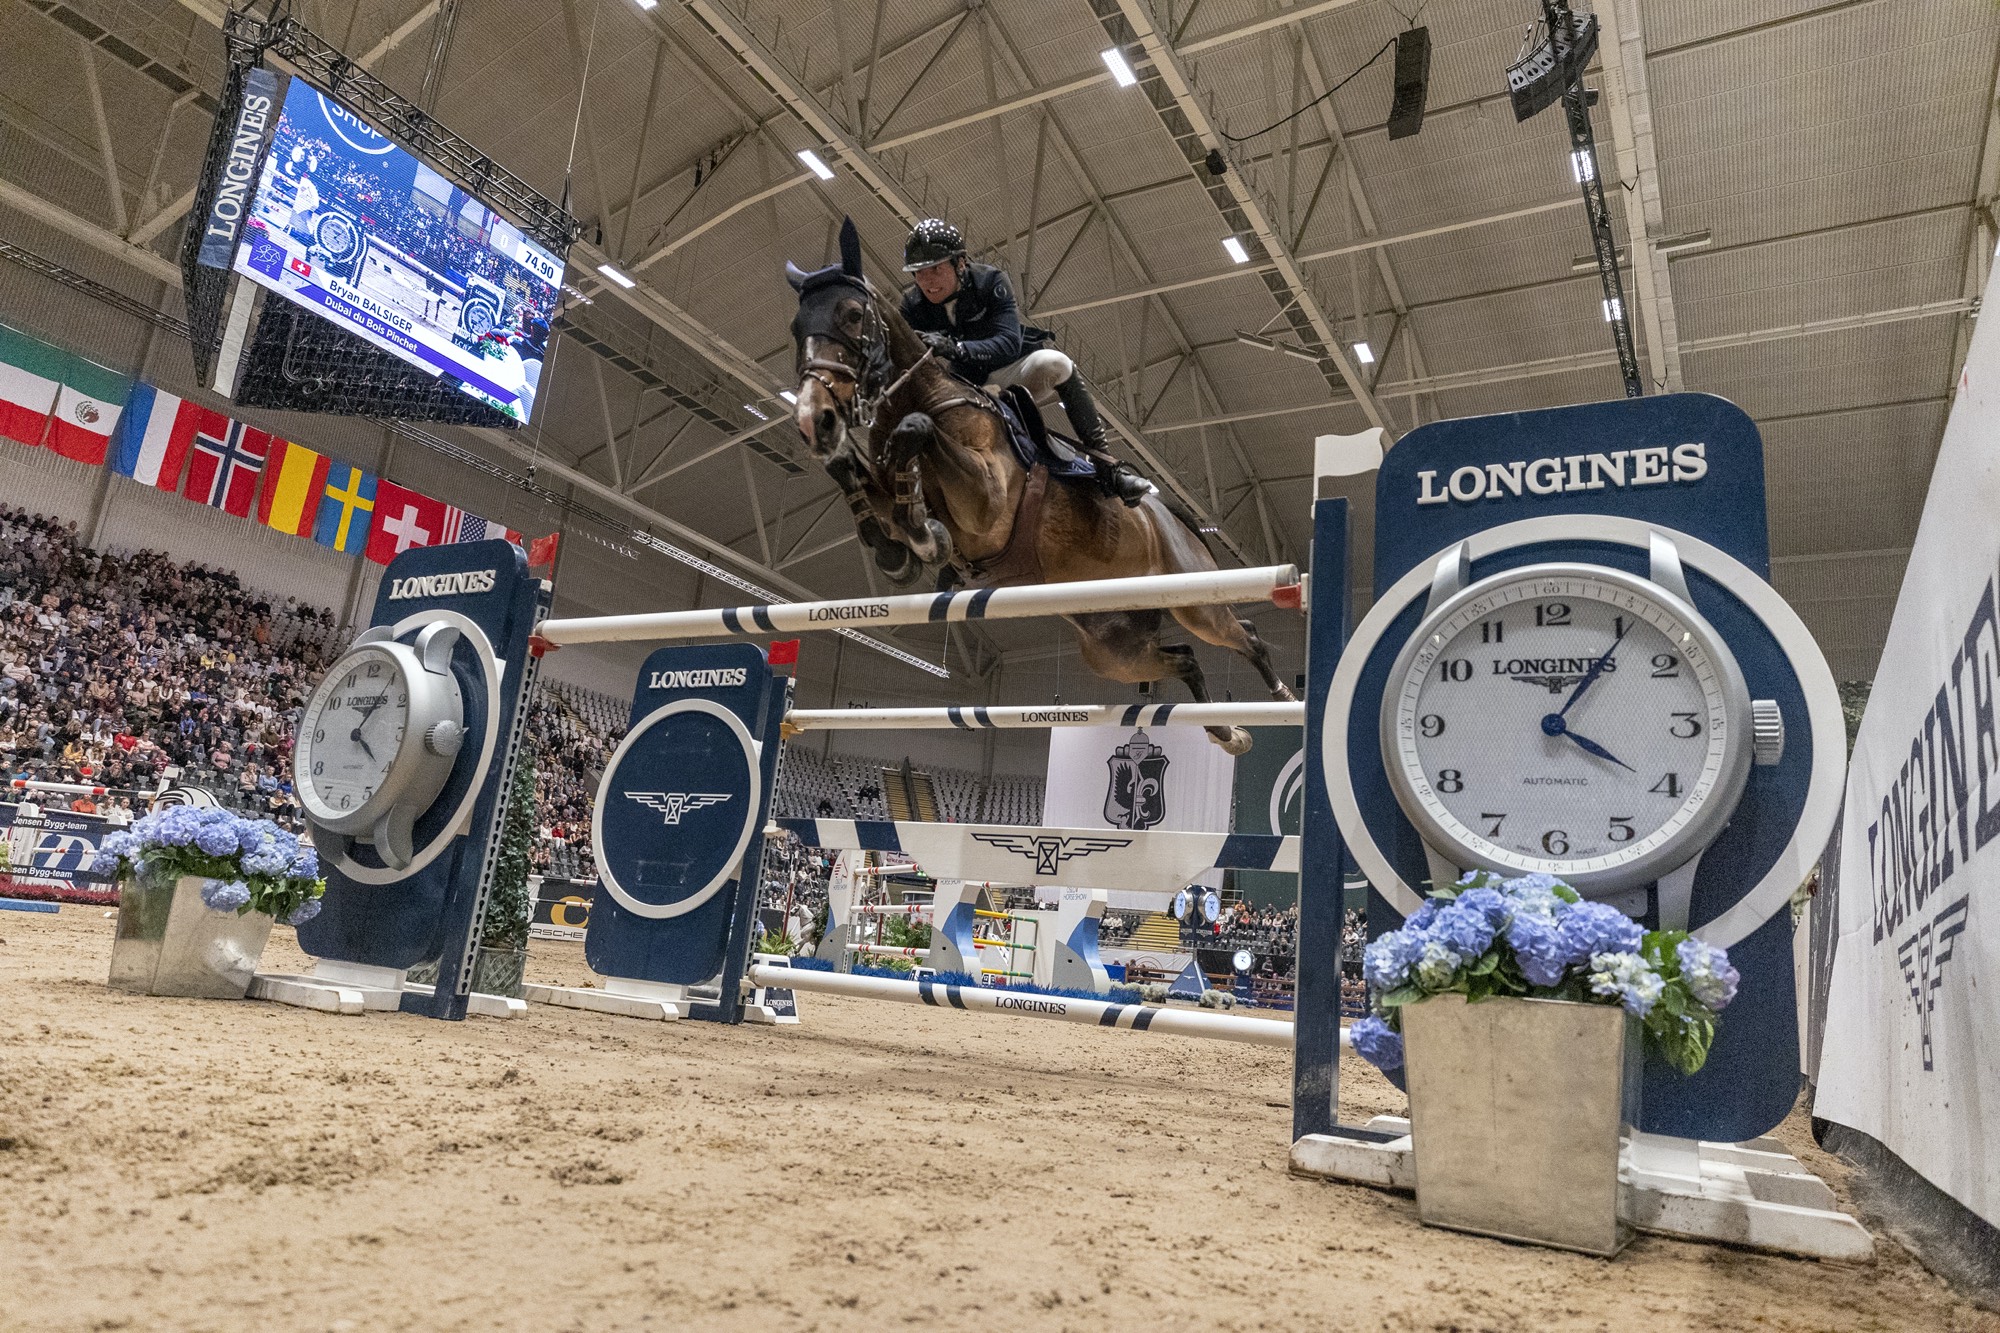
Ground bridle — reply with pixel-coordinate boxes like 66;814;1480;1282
794;274;933;433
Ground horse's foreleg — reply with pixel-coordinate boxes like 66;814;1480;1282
826;449;922;585
885;413;955;569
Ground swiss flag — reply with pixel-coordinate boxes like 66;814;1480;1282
364;478;449;565
288;256;313;278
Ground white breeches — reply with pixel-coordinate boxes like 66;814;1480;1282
984;348;1074;406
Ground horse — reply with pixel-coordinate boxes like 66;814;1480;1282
784;220;1293;754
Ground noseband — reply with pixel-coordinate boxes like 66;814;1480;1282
795;275;897;431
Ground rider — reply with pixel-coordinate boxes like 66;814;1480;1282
898;219;1152;507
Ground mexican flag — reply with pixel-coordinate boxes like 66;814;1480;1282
0;325;129;463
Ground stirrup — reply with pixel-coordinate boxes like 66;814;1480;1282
1104;464;1150;508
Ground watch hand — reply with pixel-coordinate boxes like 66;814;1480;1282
1561;728;1634;771
350;726;375;762
1557;617;1634;720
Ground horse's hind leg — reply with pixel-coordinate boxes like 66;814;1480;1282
1071;612;1253;755
1170;604;1297;702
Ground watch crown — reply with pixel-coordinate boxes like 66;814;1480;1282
1751;700;1784;767
426;719;465;758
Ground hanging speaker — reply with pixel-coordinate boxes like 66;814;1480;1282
1386;26;1432;140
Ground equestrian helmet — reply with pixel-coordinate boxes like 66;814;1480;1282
902;218;965;271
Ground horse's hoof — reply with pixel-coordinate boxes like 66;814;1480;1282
877;546;923;585
1208;726;1253;756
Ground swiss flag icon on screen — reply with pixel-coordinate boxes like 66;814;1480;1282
288;256;313;278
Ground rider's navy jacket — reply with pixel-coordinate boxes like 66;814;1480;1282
900;263;1048;382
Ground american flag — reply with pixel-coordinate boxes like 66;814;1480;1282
440;509;494;544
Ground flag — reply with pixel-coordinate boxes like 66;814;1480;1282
183;418;272;516
527;532;560;570
0;326;128;461
110;384;219;491
314;463;377;554
365;478;450;565
443;510;493;543
256;438;334;538
767;639;800;666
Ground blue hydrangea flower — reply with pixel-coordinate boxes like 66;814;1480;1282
1452;886;1512;929
1505;912;1571;987
194;822;240;857
1502;872;1563;895
200;878;252;913
242;840;293;877
1413;939;1463;990
1363;929;1423;991
1404;898;1443;933
1556;901;1643;966
1677;937;1740;1011
290;848;319;881
284;898;323;927
1350;1015;1404;1071
1588;951;1665;1017
1428;897;1500;959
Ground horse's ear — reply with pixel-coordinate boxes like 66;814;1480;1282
785;260;810;292
839;217;863;279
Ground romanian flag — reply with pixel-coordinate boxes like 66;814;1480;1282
314;463;377;555
0;325;128;461
256;438;333;538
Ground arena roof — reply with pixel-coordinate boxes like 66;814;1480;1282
1;0;1994;687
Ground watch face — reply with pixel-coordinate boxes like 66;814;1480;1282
299;646;410;822
1384;566;1749;889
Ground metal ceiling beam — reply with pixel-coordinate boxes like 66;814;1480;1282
1596;0;1684;392
1142;298;1978;430
1033;196;1580;318
870;0;1370;151
0;178;179;283
1093;0;1393;435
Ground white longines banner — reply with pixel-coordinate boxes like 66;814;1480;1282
1814;299;2000;1226
1044;724;1237;909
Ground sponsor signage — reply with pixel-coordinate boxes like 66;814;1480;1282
1817;304;2000;1225
196;65;284;270
387;569;498;600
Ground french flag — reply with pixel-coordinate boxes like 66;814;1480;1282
108;384;224;492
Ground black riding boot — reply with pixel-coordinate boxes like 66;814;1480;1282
1056;373;1151;507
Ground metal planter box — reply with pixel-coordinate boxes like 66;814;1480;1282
1402;993;1640;1257
108;874;274;1000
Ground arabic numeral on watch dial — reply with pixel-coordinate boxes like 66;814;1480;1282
1382;563;1757;893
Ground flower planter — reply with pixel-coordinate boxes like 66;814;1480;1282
1401;992;1640;1257
108;874;275;1000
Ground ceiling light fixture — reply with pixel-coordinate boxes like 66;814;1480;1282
632;0;658;9
1100;47;1138;87
798;149;836;181
1221;236;1250;264
779;390;798;404
742;404;769;421
1234;329;1320;364
596;263;636;289
1352;341;1375;365
1603;297;1623;323
1657;230;1713;256
1570;149;1595;184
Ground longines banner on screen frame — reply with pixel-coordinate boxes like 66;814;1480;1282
1815;297;2000;1228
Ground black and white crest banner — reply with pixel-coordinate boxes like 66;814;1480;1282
1043;724;1237;909
1816;289;2000;1227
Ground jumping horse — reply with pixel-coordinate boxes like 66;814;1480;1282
786;220;1293;753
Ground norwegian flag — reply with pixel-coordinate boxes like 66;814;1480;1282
182;418;272;516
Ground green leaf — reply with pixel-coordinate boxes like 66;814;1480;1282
1380;984;1426;1009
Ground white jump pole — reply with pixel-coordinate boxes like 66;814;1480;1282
538;564;1301;646
785;701;1306;732
748;963;1341;1051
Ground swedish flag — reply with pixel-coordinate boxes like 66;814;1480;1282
314;463;376;554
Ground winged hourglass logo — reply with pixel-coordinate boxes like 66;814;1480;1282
1897;895;1969;1072
970;833;1134;877
624;791;732;825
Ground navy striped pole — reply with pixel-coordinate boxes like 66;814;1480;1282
538;565;1300;646
784;701;1306;732
747;962;1346;1050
